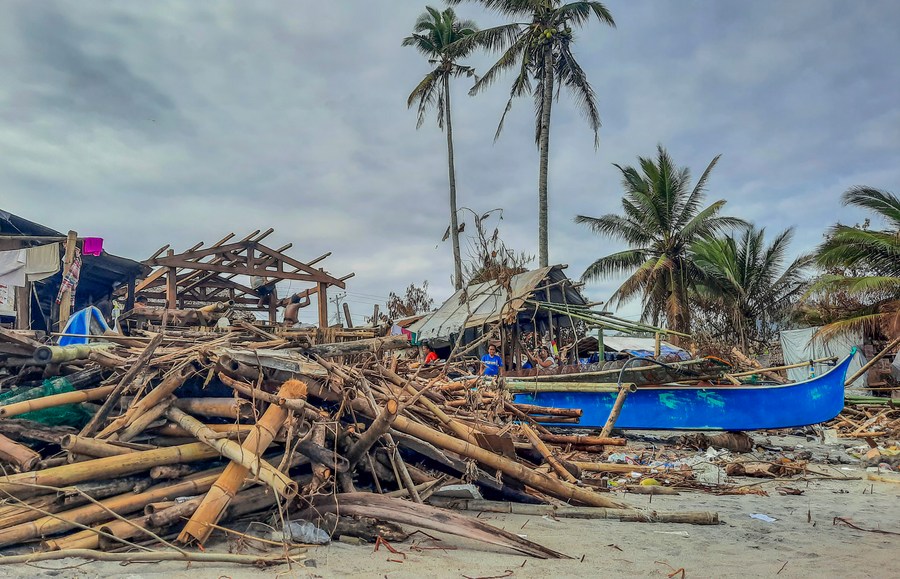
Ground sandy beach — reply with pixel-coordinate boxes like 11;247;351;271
2;432;895;579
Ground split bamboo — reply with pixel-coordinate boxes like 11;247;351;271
164;407;297;498
178;378;307;545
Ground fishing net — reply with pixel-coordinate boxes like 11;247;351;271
0;376;94;427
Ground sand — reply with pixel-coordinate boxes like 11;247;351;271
1;433;896;579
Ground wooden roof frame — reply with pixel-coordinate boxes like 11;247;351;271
130;230;353;327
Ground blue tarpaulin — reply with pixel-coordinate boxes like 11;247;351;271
59;306;110;346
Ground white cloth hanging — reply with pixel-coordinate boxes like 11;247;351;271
0;249;27;287
25;242;60;282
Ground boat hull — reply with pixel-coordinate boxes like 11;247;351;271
510;353;853;431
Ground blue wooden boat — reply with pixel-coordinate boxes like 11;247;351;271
509;352;854;431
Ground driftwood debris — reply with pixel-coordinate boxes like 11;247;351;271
0;317;725;564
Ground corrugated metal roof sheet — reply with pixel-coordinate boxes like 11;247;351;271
409;266;585;341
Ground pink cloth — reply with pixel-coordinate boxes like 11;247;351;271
82;237;103;256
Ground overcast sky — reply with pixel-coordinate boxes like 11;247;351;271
2;1;898;325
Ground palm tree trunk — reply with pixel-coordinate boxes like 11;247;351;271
537;46;554;268
444;75;463;289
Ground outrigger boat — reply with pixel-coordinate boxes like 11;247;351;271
504;351;855;431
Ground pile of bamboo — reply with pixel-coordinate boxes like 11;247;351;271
0;324;718;565
826;400;900;441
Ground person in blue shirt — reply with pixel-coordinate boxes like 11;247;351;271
480;344;503;377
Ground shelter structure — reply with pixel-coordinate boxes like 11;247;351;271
125;229;353;328
409;265;684;371
0;209;148;333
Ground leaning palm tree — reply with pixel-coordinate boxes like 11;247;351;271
576;145;745;334
807;186;900;337
692;227;813;353
403;6;479;290
447;0;615;268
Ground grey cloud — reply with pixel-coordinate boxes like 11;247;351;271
0;0;897;324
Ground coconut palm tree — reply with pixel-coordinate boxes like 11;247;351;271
447;0;615;268
403;6;479;290
691;227;813;353
575;145;745;334
807;186;900;337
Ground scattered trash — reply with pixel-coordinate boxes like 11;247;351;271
278;520;331;545
750;513;777;523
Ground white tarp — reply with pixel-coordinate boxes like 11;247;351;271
780;327;866;388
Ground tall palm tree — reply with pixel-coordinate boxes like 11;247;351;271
447;0;615;268
808;186;900;337
692;227;813;353
575;145;745;334
403;6;479;290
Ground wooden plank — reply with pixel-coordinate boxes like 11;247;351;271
57;230;78;328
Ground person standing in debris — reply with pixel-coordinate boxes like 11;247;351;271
481;344;503;377
422;342;439;365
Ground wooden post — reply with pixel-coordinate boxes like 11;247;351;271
654;332;661;357
372;304;379;326
125;277;135;312
165;249;177;310
342;302;353;328
597;327;604;363
14;284;30;330
317;282;328;328
58;230;78;328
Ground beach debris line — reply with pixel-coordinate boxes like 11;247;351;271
0;321;731;565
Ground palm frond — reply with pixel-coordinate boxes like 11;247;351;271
555;41;601;148
842;186;900;229
554;1;616;27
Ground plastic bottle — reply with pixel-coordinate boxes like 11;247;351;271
277;520;330;545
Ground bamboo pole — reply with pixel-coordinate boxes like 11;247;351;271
345;398;399;468
0;385;117;418
60;435;139;458
0;471;221;548
164;407;297;498
0;443;219;499
388;413;627;509
0;549;301;566
727;356;838;378
512;403;583;418
178;378;307;545
519;424;578;483
845;336;900;386
217;371;316;419
96;360;197;439
115;396;176;442
599;383;631;439
80;333;164;437
171;397;253;420
538;433;627;447
426;498;717;524
0;433;41;471
505;382;638;393
572;462;653;473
